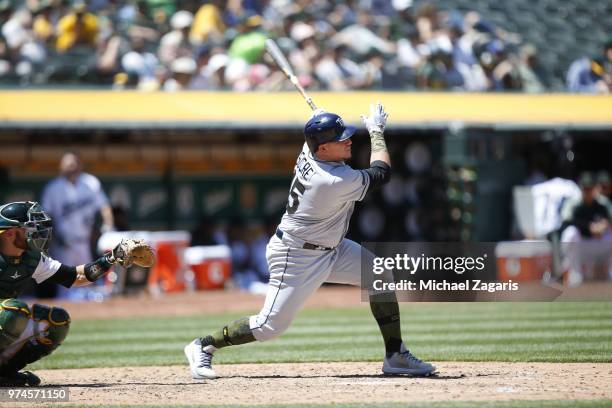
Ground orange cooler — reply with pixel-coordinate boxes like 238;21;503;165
495;241;552;281
184;246;232;290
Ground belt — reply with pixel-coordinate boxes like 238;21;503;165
275;228;334;251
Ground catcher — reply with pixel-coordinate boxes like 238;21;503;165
0;201;155;386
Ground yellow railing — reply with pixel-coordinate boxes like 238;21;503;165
1;91;611;126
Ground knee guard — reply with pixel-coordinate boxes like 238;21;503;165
32;304;71;349
0;299;31;350
0;305;70;375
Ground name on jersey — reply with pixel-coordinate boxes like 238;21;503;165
296;151;315;181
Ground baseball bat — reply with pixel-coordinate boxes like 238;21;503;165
265;39;317;111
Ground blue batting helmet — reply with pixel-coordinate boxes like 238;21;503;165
304;112;356;154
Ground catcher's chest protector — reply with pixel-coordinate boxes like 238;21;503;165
0;251;41;299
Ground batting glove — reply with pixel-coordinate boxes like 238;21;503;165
360;102;389;134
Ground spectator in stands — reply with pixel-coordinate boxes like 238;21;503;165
602;39;612;92
145;0;176;26
95;29;122;83
332;10;394;57
1;6;48;82
223;57;249;90
567;54;609;93
415;2;440;43
122;33;160;89
55;2;98;52
288;21;317;76
396;25;424;71
2;7;29;54
389;0;415;39
449;18;487;91
0;0;584;91
117;0;159;43
360;49;386;89
0;0;11;22
0;0;11;77
489;42;522;91
228;14;267;65
605;39;612;69
327;0;357;29
32;1;54;44
417;44;464;90
516;44;545;93
158;10;193;66
315;44;363;90
163;56;197;91
0;40;9;80
190;0;227;45
204;52;230;89
188;43;212;89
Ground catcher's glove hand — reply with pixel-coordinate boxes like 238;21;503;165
109;238;156;268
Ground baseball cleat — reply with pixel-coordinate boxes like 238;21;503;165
382;343;436;376
184;338;217;379
0;371;41;387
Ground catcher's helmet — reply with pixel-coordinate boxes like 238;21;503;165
304;112;356;154
0;201;52;252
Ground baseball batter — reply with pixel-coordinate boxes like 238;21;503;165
185;103;435;378
0;201;152;386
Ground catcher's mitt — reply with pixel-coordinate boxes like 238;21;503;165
109;238;156;268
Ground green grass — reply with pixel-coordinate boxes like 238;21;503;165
32;302;612;369
37;401;612;408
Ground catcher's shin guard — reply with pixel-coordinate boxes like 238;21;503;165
0;299;31;350
0;304;70;376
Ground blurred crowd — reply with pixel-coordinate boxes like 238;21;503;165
1;0;610;92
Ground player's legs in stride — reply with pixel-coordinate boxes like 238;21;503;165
185;236;335;380
370;292;435;376
329;239;435;376
184;317;254;379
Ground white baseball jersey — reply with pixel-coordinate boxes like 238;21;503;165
41;173;109;265
278;143;370;248
249;142;389;342
514;177;581;238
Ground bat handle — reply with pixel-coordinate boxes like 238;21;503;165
291;78;317;111
305;96;317;111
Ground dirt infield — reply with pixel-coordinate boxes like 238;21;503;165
34;362;612;406
26;286;611;405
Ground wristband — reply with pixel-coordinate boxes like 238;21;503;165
84;254;114;282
